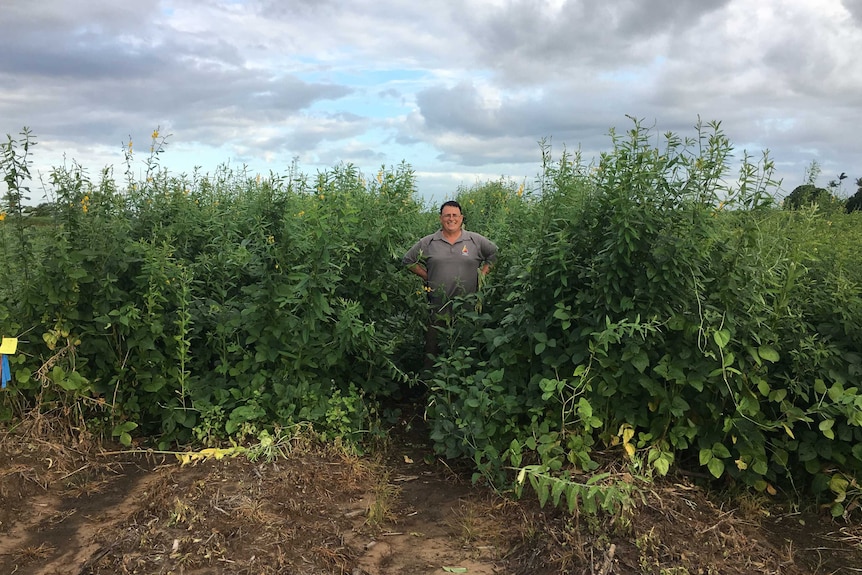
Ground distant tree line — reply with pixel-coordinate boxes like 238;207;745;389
784;168;862;213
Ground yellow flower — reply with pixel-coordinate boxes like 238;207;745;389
267;235;275;244
152;129;159;139
0;212;6;221
517;184;524;197
297;211;305;218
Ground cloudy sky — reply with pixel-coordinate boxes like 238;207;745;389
2;0;861;204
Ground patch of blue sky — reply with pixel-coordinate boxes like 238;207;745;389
330;68;428;87
307;87;413;120
293;65;432;92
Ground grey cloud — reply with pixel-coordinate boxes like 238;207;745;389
412;79;629;164
465;0;731;84
0;14;352;153
416;83;500;137
613;0;732;37
2;0;860;200
843;0;862;22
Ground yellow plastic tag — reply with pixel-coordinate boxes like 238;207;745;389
0;338;18;354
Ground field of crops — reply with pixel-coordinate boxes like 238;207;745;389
2;119;861;520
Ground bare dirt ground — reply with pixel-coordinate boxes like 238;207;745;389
1;412;860;575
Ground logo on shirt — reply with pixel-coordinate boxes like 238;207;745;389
461;245;469;256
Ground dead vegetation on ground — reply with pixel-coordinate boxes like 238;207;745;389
0;414;860;575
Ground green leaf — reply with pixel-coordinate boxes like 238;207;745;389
747;346;762;367
442;568;468;573
752;458;768;476
712;442;732;459
142;377;167;393
819;419;835;440
551;478;566;507
566;484;579;514
758;345;779;363
553;305;570;321
707;457;725;478
699;448;713;465
772;449;789;468
535;477;550;508
577;397;593;418
828;382;845;402
631;350;649;373
814;378;828;395
829;474;850;496
713;329;731;349
653;452;672;476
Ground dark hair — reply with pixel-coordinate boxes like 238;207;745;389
440;200;462;214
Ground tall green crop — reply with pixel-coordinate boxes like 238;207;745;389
426;119;862;514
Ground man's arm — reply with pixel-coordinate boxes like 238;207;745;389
403;239;429;281
478;234;497;277
408;263;428;281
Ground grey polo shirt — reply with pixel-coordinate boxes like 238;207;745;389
403;230;497;301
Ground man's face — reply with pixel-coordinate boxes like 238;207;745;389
440;206;463;233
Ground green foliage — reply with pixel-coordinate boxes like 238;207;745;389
1;130;428;448
846;178;862;213
424;118;862;513
783;183;842;212
2;121;861;517
515;465;635;518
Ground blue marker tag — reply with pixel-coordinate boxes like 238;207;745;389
1;354;10;389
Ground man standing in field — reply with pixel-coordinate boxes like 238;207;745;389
403;200;497;369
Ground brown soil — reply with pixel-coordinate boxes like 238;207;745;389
0;414;860;575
